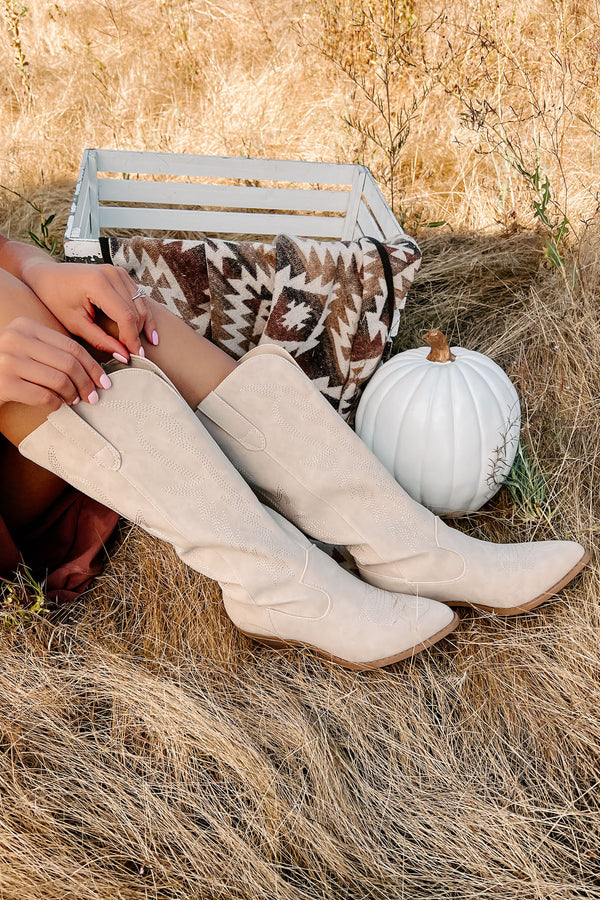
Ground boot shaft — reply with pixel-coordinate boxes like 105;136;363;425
19;357;321;611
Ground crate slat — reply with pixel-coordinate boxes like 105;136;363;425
342;168;367;240
75;183;91;241
357;202;385;239
95;149;359;185
362;172;401;237
97;179;350;213
66;239;107;262
68;150;91;238
98;206;347;238
88;150;100;238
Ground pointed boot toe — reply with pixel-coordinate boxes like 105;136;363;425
359;524;588;614
432;529;589;614
340;585;459;668
222;511;460;670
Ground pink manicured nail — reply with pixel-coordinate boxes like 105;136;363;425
72;396;80;406
88;390;99;404
138;346;145;358
99;374;112;390
113;352;129;364
151;330;159;346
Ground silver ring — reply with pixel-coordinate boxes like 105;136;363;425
130;286;146;301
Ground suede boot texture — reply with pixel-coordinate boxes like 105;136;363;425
197;345;588;614
18;356;457;669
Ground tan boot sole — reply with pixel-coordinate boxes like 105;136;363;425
451;548;591;615
239;612;460;671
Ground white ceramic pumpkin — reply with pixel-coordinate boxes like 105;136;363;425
355;330;521;515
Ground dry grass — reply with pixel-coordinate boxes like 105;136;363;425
1;0;600;897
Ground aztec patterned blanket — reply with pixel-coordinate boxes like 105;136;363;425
105;233;421;420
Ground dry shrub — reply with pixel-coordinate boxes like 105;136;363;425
1;0;600;897
314;0;600;243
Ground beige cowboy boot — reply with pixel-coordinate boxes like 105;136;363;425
196;345;588;614
18;355;457;669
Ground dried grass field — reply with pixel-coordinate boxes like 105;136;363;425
2;1;600;897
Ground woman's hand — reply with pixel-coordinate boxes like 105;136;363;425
0;317;113;412
20;260;158;360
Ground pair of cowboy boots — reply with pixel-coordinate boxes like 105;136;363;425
19;348;588;670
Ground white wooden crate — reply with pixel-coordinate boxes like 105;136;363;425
64;149;404;262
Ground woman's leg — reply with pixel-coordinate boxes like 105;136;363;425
6;277;457;666
0;280;239;531
18;343;457;668
97;299;238;409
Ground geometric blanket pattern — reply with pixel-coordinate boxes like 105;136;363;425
107;233;421;420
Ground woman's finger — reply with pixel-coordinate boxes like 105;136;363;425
10;355;82;405
11;320;111;394
0;373;63;412
114;268;157;344
86;269;144;355
24;338;103;404
97;296;143;356
132;295;158;345
146;301;159;345
73;313;136;361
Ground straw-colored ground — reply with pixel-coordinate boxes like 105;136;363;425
1;1;600;897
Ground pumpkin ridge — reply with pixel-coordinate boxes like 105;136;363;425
459;358;510;426
377;359;427;394
355;355;421;435
387;365;433;487
447;367;459;513
460;357;519;489
361;364;413;449
452;364;485;511
466;362;501;507
416;365;441;504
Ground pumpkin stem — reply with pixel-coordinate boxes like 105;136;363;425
423;330;456;363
